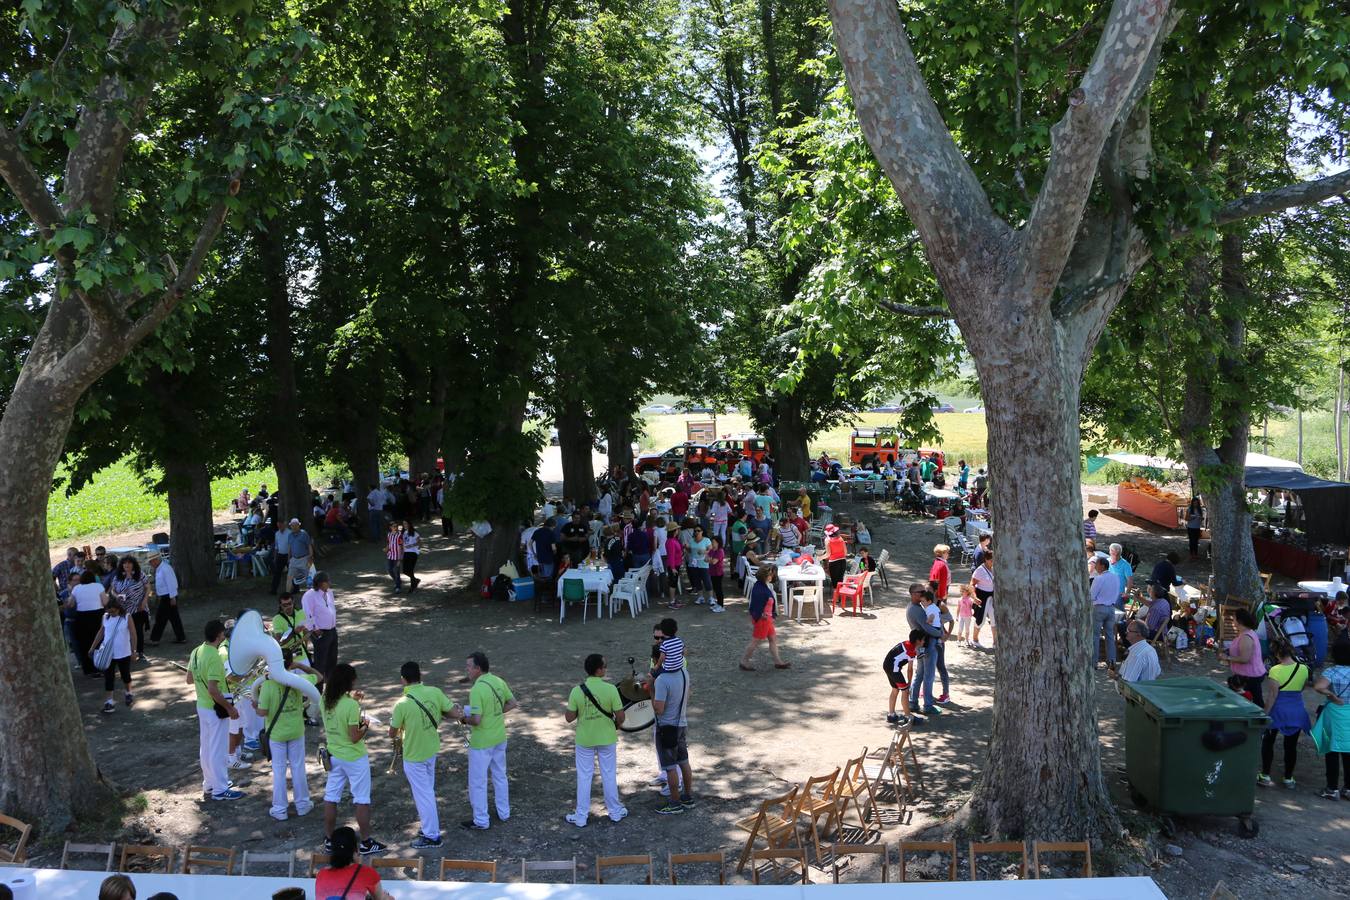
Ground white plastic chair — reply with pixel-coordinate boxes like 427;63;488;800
788;585;824;622
742;564;758;597
875;548;890;587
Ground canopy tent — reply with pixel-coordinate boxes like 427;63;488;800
1102;452;1304;472
1244;466;1350;545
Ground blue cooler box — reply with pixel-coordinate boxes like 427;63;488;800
511;577;534;601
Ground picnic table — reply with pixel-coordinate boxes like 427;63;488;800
557;568;614;619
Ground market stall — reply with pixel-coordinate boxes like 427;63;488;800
1116;478;1189;529
1245;465;1350;579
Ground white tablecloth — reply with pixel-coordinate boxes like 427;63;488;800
927;488;958;500
777;564;828;610
966;520;992;539
1297;580;1346;598
3;867;1167;899
556;569;613;598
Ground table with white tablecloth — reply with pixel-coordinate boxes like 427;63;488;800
1297;579;1346;598
776;564;829;616
1;866;1168;899
557;568;614;619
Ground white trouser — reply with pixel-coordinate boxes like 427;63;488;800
241;698;262;741
197;708;229;795
403;757;440;839
269;737;311;819
712;521;728;543
467;741;509;828
574;743;623;822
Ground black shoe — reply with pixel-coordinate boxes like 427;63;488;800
358;838;388;855
460;820;488;831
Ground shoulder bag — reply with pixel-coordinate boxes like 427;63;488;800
258;685;292;762
92;617;123;672
190;646;229;719
578;682;615;721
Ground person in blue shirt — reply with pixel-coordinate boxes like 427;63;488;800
532;524;558;578
1108;543;1133;609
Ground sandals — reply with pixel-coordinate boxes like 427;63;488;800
774;662;792;669
738;663;756;671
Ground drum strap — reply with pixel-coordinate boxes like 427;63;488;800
579;683;615;721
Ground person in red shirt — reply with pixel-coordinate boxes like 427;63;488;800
929;544;951;602
825;525;848;586
671;486;691;521
790;509;809;538
315;827;393;899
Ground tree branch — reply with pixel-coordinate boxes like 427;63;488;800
1018;0;1171;298
123;194;233;346
1206;168;1350;231
0;123;64;237
877;299;953;319
827;0;1008;296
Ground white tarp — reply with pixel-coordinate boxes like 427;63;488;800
1104;452;1303;473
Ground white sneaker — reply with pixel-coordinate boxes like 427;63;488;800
609;807;629;822
227;757;250;770
565;813;587;828
659;784;671;797
710;603;725;613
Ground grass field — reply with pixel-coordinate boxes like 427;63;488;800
47;460;276;544
638;412;990;465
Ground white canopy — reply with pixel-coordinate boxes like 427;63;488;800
1103;452;1303;472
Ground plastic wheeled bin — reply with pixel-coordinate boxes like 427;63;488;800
1123;676;1268;837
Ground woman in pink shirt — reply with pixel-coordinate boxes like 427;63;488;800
1220;607;1266;699
706;537;727;612
664;523;685;608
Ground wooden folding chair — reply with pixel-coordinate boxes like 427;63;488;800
61;841;114;871
119;844;175;874
0;814;31;864
308;852;331;876
898;840;957;881
240;850;296;877
750;848;809;884
182;844;236;875
734;785;804;873
836;751;879;828
831;842;889;883
596;854;653;884
668;851;725;885
796;768;842;861
969;840;1028;880
369;857;425;880
1032;840;1092;878
521;858;577;883
439;859;497;882
864;727;923;809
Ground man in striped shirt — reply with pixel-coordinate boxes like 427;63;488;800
1083;509;1099;540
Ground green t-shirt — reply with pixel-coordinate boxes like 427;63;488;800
272;610;309;660
392;683;454;763
730;520;748;551
567;677;623;747
257;672;318;743
189;642;226;710
468;673;513;750
1270;662;1310;692
322;694;366;761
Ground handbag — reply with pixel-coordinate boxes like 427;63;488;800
92;616;123;672
656;670;687;751
258;686;291;762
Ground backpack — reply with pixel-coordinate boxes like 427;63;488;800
491;573;513;602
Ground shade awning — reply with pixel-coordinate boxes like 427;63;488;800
1102;452;1303;472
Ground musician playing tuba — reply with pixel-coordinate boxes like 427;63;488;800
271;591;311;662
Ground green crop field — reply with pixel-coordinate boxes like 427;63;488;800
47;459;277;545
638;412;990;465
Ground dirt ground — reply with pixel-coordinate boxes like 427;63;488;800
33;462;1350;897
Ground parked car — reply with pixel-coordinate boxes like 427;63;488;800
963;405;985;414
868;403;903;413
679;403;715;414
930;402;956;414
641;404;676;415
634;443;720;477
710;434;770;463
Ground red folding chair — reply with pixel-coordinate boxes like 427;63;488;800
833;573;868;615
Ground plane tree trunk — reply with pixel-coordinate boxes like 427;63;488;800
162;454;217;589
557;399;597;503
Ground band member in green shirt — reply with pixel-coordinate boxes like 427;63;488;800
457;651;518;830
389;661;460;848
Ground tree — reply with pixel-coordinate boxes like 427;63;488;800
0;1;356;829
826;0;1349;837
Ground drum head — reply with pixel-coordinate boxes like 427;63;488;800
619;699;655;732
617;676;649;704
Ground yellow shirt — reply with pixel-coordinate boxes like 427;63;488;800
391;684;455;763
322;694;366;762
799;494;812;519
257;672;317;743
189;642;226;710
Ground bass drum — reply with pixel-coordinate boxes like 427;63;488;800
619;699;655;732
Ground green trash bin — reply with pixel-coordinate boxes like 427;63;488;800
1123;676;1267;836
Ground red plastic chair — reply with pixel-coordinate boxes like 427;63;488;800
833;573;867;614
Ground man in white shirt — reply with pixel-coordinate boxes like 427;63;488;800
1113;620;1161;683
148;554;185;644
366;483;389;542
